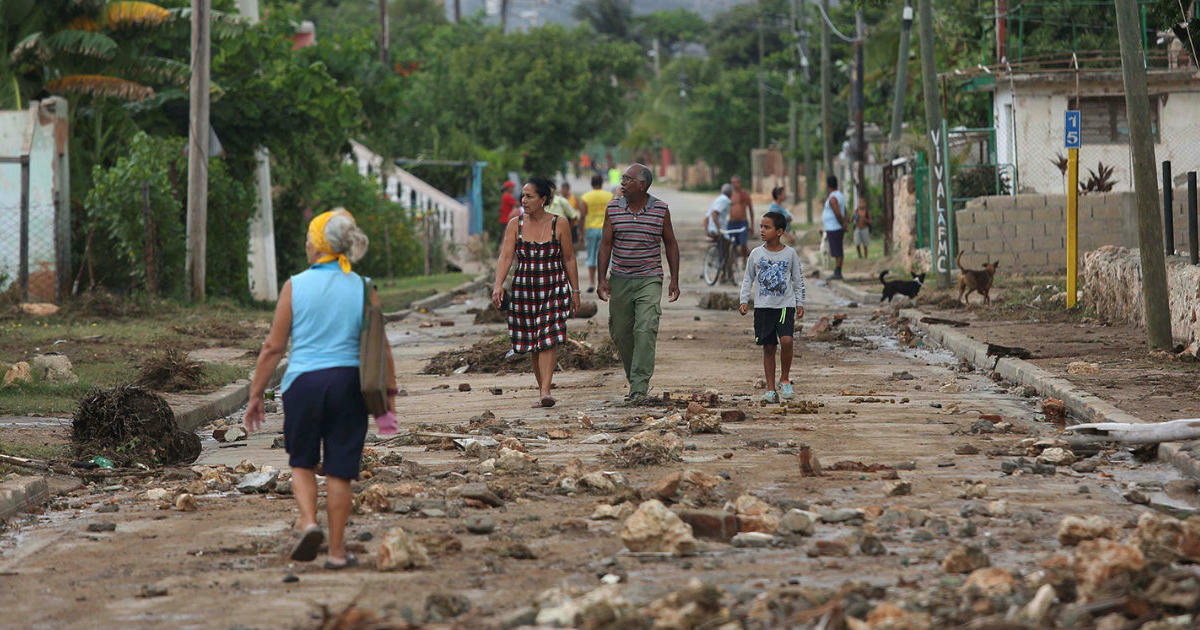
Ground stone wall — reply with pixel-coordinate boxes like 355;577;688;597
957;189;1200;274
1082;245;1200;345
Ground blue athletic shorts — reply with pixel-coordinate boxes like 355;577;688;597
726;220;749;246
281;367;369;480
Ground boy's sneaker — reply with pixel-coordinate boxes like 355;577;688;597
779;381;795;399
762;390;780;404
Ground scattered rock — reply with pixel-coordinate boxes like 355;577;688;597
780;509;817;536
1067;361;1101;375
1071;459;1100;473
612;431;683;467
961;567;1016;597
1124;489;1151;505
458;482;504;507
808;540;849;557
884;480;912;497
591;503;635;521
580;433;619;445
620;500;698;556
851;602;933;630
731;532;779;548
2;362;31;387
458;383;472;392
578;471;628;494
1128;511;1200;564
533;585;639;629
145;488;171;502
175;493;197;511
1038;447;1076;466
954;444;979;455
641;579;725;630
1072;538;1145;600
734;494;781;534
464;515;496;535
425;592;471;621
237;469;280;494
941;544;990;573
495;447;538;473
1057;515;1119;546
1022;583;1057;625
31;354;78;385
720;409;748;423
86;522;116;532
1042;398;1067;425
797;445;822;477
687;414;721;434
376;527;430;570
819;507;863;524
859;534;886;556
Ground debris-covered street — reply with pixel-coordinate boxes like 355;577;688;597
4;188;1200;630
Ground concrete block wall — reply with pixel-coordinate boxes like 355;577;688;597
957;192;1137;273
1083;245;1200;344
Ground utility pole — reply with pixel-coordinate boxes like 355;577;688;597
379;0;389;65
787;0;799;215
800;0;814;223
758;13;766;150
500;0;508;33
1115;0;1172;349
454;0;461;23
854;10;865;201
186;0;210;303
820;0;833;178
917;0;949;288
889;0;914;151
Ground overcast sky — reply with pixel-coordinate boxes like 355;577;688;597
448;0;752;30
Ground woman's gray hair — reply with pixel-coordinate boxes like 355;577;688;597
721;183;734;197
323;209;369;263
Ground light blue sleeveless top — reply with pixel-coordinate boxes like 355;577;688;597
280;262;368;393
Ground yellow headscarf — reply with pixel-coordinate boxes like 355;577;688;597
307;209;355;273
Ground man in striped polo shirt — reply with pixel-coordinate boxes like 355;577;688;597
597;163;681;402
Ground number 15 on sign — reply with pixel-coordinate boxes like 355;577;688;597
1065;110;1081;149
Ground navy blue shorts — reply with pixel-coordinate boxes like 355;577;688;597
726;220;750;246
826;229;846;259
281;367;369;480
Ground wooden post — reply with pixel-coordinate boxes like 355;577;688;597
379;0;389;65
889;0;914;149
142;182;158;295
1115;0;1172;349
185;0;211;303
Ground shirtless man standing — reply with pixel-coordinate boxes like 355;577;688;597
727;175;755;263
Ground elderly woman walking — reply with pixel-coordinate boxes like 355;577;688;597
493;177;581;408
245;208;396;570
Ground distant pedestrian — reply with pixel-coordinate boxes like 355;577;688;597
822;175;848;280
728;175;755;265
608;166;621;191
244;208;396;570
496;180;519;249
493;177;582;408
580;174;614;292
739;211;806;404
706;183;733;238
547;182;580;241
597;164;681;402
852;197;873;259
767;185;793;244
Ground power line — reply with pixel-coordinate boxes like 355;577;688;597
809;0;861;43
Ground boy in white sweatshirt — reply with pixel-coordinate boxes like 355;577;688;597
739;211;806;403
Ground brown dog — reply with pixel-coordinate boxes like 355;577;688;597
956;251;999;304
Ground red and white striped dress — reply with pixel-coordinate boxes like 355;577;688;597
507;215;571;354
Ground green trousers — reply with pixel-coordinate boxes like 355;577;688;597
608;276;662;396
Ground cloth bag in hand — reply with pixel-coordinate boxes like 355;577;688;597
359;278;389;417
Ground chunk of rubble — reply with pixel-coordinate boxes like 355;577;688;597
1057;515;1118;546
534;585;640;629
846;602;933;630
620;500;698;556
580;433;619;445
237;469;279;494
31;354;77;385
780;509;817;536
591;503;635;521
1038;447;1076;466
145;488;171;502
1067;361;1101;375
641;578;726;630
1072;538;1145;600
376;527;430;570
960;567;1016;597
733;494;781;534
456;482;504;507
731;532;779;548
942;544;990;573
175;493;197;511
495;447;538;472
687;414;721;434
884;480;912;496
611;431;684;467
1128;511;1200;564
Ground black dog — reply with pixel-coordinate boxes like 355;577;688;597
879;270;926;302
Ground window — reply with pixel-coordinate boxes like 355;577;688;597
1069;95;1160;144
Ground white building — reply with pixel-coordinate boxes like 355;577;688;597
991;60;1200;195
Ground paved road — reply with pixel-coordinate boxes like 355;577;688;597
0;182;1183;629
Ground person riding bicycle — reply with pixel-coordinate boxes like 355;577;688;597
707;183;734;240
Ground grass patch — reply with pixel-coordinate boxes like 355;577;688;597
917;274;1097;323
373;272;470;312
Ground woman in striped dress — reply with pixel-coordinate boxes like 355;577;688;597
492;177;581;408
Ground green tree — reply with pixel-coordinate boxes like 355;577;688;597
636;8;708;53
572;0;634;40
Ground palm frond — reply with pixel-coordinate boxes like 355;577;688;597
65;15;101;31
167;7;246;40
46;74;154;101
103;1;171;29
110;55;188;85
10;31;48;63
44;29;118;60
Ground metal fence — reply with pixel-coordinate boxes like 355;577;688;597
0;201;60;302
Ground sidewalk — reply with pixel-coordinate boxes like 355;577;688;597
823;275;1200;480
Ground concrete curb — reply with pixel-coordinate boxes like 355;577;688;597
0;476;48;522
409;275;490;313
173;360;287;434
823;279;1200;480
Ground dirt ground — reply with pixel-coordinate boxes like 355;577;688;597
1;187;1196;630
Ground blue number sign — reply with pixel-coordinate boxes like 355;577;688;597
1065;110;1081;149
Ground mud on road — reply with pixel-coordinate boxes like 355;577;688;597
1;186;1196;630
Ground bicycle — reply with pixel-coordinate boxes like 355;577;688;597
703;226;747;286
